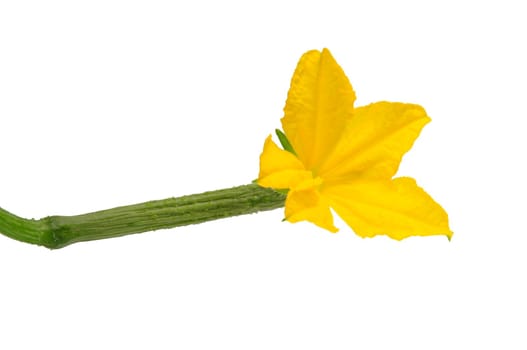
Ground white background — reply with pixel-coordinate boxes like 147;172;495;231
1;1;526;349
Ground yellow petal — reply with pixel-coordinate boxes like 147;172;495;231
322;177;452;240
281;48;356;172
258;135;312;189
319;102;430;181
285;178;338;233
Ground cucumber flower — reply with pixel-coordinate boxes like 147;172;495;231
258;49;452;239
0;48;451;249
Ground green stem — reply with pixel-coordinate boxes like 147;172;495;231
0;184;286;249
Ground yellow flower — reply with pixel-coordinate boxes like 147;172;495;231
257;48;452;240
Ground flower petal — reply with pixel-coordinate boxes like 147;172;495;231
258;135;312;189
281;48;356;172
322;177;452;240
285;178;338;233
319;102;430;181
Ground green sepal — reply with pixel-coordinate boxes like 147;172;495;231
275;129;297;156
